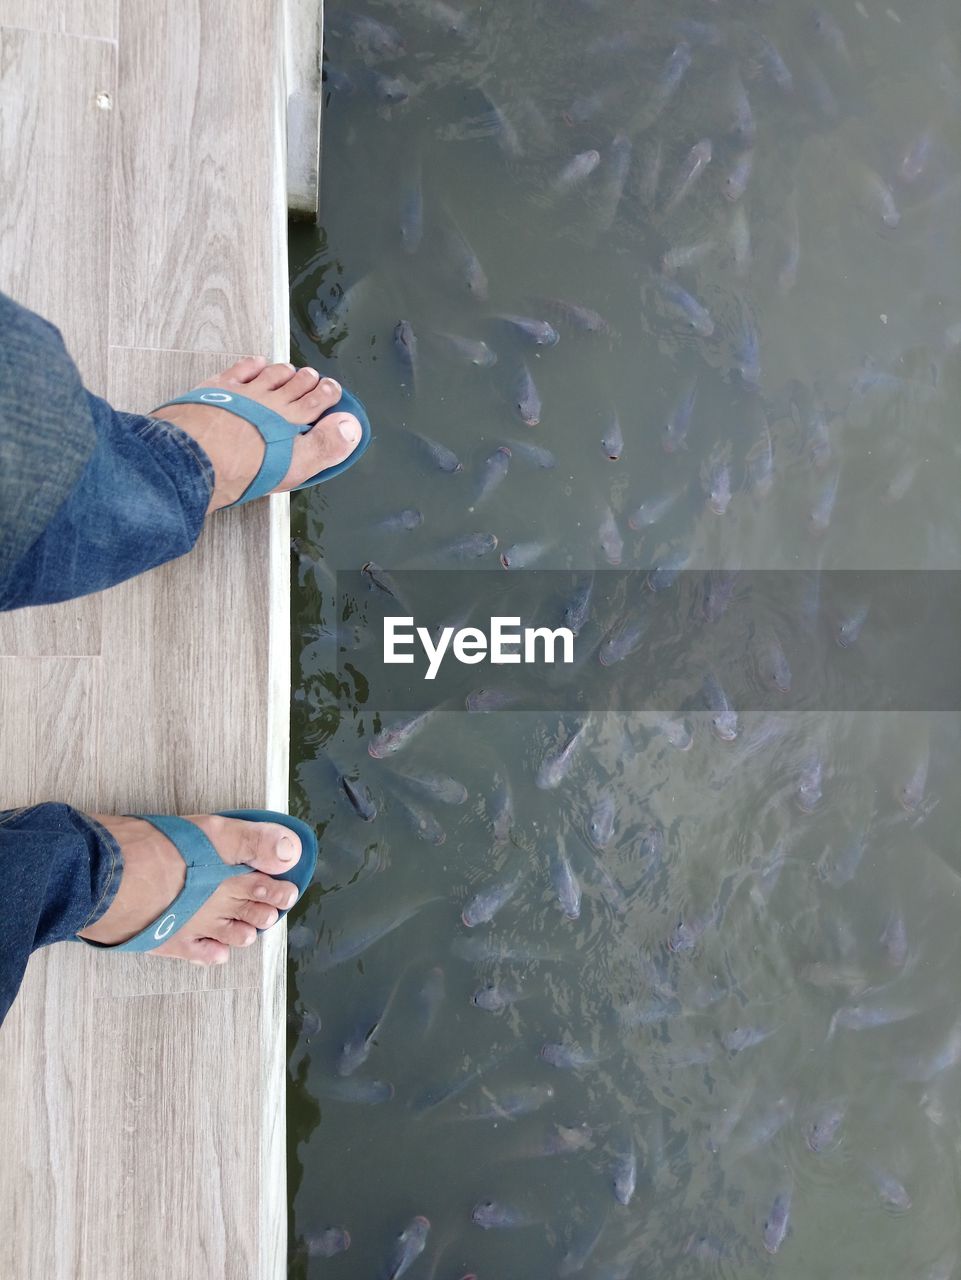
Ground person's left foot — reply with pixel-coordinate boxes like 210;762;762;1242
152;356;363;511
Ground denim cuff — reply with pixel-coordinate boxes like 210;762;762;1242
125;412;215;522
74;812;124;932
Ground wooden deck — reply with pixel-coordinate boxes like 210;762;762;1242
0;1;302;1275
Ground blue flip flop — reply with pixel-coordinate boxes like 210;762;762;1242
154;384;372;507
80;810;317;954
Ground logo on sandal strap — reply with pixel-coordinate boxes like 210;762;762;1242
154;913;177;940
200;391;233;404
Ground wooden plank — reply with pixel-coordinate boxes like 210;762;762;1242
285;0;323;218
93;345;280;998
0;946;98;1280
110;0;287;354
80;989;262;1280
0;656;38;803
0;0;116;40
0;26;114;657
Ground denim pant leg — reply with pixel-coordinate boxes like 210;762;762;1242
0;294;214;610
0;803;122;1024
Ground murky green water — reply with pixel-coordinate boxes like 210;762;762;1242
286;1;961;1276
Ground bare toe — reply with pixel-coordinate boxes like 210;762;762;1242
156;935;230;965
207;918;258;948
220;355;268;385
282;413;363;490
187;815;303;876
251;361;298;391
275;366;321;403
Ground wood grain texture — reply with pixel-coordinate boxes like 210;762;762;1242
110;0;287;354
80;989;262;1280
0;0;117;39
0;25;114;658
0;948;96;1280
0;656;38;803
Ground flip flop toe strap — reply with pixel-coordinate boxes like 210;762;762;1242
154;388;307;506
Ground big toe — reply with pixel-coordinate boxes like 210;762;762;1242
285;412;363;489
189;814;303;875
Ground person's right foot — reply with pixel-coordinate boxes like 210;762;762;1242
78;813;303;964
153;357;363;511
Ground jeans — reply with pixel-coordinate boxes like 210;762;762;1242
0;291;216;1020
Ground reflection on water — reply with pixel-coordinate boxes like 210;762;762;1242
287;0;961;1276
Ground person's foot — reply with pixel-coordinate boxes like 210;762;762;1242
152;356;363;511
77;814;303;964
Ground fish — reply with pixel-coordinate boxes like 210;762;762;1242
444;222;488;299
394;794;446;845
598;613;647;666
668;908;715;953
731;1094;796;1156
437;532;499;560
896;746;929;812
723;1025;776;1053
701;453;732;514
451;936;562;964
462;871;524;927
759;631;792;692
477;90;523;158
837;603;869;647
804;1100;846;1152
506;438;556;468
868;1168;911;1211
471;983;524;1013
492;314;559;346
389;768;468;806
536;297;611;335
393;320;418;393
703;673;738;741
462;1084;554;1120
406;430;464;473
726;73;756;145
857;164;901;228
563;85;626;125
316;899;437;971
647;41;692;120
421;0;472;39
306;1228;351;1257
762;1191;792;1254
650;277;714;337
598;506;623;565
587;790;616;849
489;776;513;843
809;469;841;533
559;1215;608;1275
432;331;497;366
411;1050;511;1114
646;545;690;591
595;132;633;231
778;192;801;292
549;846;582;919
661;139;713;214
553;149;601;192
811;8;851;63
723;151;754;202
512;362;542;425
828;999;919;1039
466;686;518;714
601;410;624;460
341;773;378;821
898;1020;961;1084
661;237;717;276
385;1217;430;1279
733;305;761;385
368;72;412;105
562;575;594;635
730;205;751;276
472;445;511;506
375;508;424;533
471;1202;533;1230
879;911;908;969
400;165;423;253
899;127;935;184
417;966;445;1033
661;382;697;453
329;12;405;59
539;1042;600;1069
648;713;693;751
744;32;794;93
369;710;433;758
628;487;683;530
612;1142;637;1206
337;976;403;1076
796;751;824;812
636;135;663;208
316;1078;394;1104
819;827;869;887
500;540;550;569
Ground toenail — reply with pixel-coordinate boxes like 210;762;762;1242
320;378;339;394
278;835;296;862
303;367;319;379
339;417;362;446
254;885;268;899
242;934;256;947
286;889;299;908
